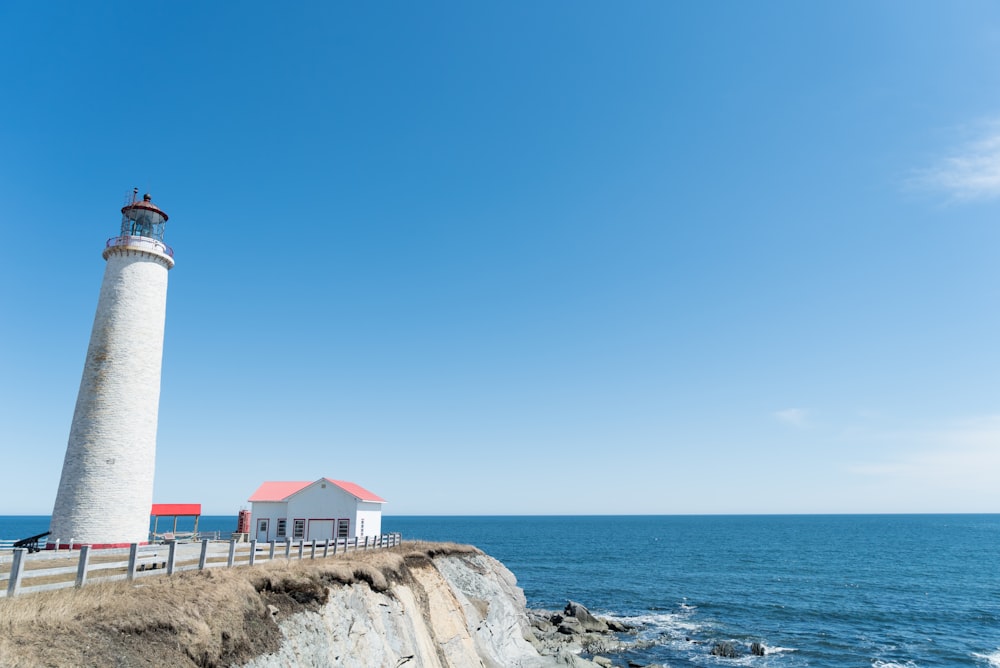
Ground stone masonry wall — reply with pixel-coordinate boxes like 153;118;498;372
49;246;171;546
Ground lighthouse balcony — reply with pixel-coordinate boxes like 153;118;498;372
106;235;174;258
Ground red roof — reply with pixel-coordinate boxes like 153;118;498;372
327;479;386;503
151;503;201;516
248;478;386;503
248;481;311;502
122;193;169;220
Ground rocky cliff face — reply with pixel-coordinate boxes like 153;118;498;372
0;543;622;668
243;551;602;668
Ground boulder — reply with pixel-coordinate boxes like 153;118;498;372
605;619;631;633
558;617;585;635
554;648;601;667
564;601;609;633
710;641;740;658
530;612;556;634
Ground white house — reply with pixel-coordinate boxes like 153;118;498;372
247;478;386;543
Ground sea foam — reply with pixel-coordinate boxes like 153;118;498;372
973;650;1000;667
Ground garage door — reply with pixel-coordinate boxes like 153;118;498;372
308;519;335;541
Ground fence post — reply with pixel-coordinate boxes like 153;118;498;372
268;540;275;560
167;541;177;575
323;539;330;558
227;539;237;567
53;539;60;552
332;538;338;555
284;539;291;559
7;548;27;597
199;538;210;571
249;540;257;567
310;540;316;559
127;544;139;581
75;545;91;588
297;540;304;560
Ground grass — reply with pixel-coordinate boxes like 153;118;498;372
0;541;478;668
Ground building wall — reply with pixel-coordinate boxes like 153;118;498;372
287;482;361;540
249;502;287;542
357;502;383;537
49;245;172;547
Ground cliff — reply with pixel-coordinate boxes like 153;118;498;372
0;542;610;668
244;548;601;668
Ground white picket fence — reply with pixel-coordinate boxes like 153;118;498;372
0;533;403;598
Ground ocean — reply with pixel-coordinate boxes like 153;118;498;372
2;514;997;667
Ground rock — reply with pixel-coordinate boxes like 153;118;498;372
557;617;585;635
564;601;609;633
710;641;740;658
530;612;556;634
605;619;631;633
266;605;279;617
593;657;614;668
554;648;600;667
751;641;766;656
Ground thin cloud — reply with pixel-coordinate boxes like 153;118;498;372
913;123;1000;201
848;415;1000;490
774;408;808;427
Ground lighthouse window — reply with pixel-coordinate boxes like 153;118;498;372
132;220;152;237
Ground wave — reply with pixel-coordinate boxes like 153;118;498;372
765;644;797;654
973;650;1000;667
605;608;703;639
603;605;801;665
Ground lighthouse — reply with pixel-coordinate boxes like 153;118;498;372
48;192;175;549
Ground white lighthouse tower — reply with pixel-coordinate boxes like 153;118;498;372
49;191;175;549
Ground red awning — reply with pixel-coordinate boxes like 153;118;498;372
151;503;202;516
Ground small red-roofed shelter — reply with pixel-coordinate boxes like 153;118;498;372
247;478;385;543
150;503;202;541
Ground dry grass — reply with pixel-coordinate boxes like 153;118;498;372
0;541;479;668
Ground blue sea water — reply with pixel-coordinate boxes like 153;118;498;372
3;514;998;668
385;515;1000;668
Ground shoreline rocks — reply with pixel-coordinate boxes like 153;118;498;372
527;600;662;667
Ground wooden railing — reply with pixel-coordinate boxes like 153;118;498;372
0;533;402;598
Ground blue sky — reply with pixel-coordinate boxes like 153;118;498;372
2;2;1000;515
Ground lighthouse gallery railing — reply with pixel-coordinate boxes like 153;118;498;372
106;234;174;258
